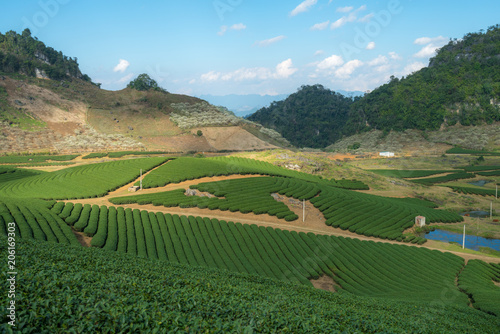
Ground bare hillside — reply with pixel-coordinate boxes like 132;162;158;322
0;75;284;153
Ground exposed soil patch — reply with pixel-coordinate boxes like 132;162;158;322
71;229;91;247
46;121;82;136
310;275;337;292
494;280;500;288
195;126;277;151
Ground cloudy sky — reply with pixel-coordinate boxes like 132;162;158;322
1;0;499;96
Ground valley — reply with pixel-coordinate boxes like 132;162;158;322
0;23;499;333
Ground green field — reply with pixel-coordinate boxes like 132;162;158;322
368;169;455;178
0;200;473;303
0;155;498;331
0;157;167;199
446;147;500;156
139;156;369;190
112;175;462;240
2;236;498;333
0;154;79;164
448;186;498;197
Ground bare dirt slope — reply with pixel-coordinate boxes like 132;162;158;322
0;76;280;153
195;126;277;151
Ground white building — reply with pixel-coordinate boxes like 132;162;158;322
415;216;426;227
379;151;395;157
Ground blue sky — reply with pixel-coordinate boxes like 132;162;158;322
1;0;499;96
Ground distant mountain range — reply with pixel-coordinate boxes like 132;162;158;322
198;90;363;117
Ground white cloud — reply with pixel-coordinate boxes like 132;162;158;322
217;26;228;36
403;61;426;75
414;36;447;45
336;6;353;13
255;35;286;47
317;54;344;70
275;59;298;78
331;17;348;30
230;23;246;31
335;59;363;79
113;59;130;73
117;73;134;83
358;13;374;23
310;20;330;31
331;5;366;30
414;45;439;58
290;0;317;16
200;59;297;83
413;36;448;58
366;41;376;50
389;51;401;60
218;23;246;36
314;50;325;56
367;55;387;66
201;71;221;82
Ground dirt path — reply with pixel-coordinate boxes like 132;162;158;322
68;173;500;264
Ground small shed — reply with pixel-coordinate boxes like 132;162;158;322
415;216;426;227
379;151;395;157
128;186;140;192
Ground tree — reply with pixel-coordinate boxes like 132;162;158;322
127;73;166;92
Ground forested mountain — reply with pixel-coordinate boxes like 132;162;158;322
0;29;94;83
345;24;500;134
249;25;500;148
247;85;354;148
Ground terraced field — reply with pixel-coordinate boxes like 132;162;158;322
112;175;462;241
0;157;167;199
0;199;473;304
0;155;498;332
4;236;499;333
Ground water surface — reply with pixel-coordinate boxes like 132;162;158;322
425;229;500;251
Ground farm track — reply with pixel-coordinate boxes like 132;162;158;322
70;172;500;264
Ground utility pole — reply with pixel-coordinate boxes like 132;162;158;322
462;225;465;249
303;199;305;223
491;201;493;219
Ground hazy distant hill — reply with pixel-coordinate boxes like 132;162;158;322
198;94;289;117
248;25;500;148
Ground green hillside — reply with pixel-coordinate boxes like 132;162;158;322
346;25;500;133
247;84;354;148
2;236;499;333
0;29;93;82
248;25;500;148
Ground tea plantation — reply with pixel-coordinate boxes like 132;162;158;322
0;156;498;332
111;176;462;240
0;199;479;304
0;157;167;199
2;237;499;333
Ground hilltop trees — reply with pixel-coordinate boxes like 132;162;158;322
248;85;354;148
345;25;500;134
0;28;92;82
127;73;166;92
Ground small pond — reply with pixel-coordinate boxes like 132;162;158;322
461;211;490;218
468;180;492;187
425;229;500;251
